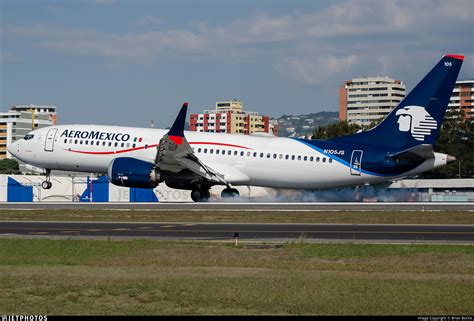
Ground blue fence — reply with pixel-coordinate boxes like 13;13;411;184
7;177;33;202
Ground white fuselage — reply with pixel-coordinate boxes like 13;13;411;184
8;124;448;190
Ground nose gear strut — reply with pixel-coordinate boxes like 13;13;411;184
41;169;52;189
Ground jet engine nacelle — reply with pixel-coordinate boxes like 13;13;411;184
107;157;160;188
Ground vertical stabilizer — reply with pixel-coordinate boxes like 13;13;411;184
334;55;463;149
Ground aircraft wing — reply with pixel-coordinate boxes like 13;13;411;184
154;103;228;185
388;144;435;163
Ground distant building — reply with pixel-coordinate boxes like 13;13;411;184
10;105;57;125
1;105;56;172
339;76;406;125
448;79;473;118
388;178;474;202
189;100;277;135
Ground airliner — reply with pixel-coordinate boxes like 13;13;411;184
8;54;463;202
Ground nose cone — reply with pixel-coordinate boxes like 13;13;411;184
7;140;19;158
447;154;456;164
7;140;26;163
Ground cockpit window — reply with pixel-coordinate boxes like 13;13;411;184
24;134;34;141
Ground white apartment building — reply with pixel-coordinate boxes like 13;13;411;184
1;105;56;173
339;76;406;125
448;79;473;118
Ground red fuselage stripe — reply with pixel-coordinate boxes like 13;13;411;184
188;142;253;150
66;144;159;155
65;141;252;155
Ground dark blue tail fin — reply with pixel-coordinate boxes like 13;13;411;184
334;54;464;150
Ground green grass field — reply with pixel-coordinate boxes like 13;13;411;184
0;239;473;315
1;209;473;225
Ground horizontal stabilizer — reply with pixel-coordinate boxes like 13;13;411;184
388;144;434;163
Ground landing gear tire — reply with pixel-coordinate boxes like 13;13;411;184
221;188;240;199
41;169;52;190
191;189;211;202
41;181;52;190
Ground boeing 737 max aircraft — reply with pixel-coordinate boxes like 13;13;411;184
8;54;463;201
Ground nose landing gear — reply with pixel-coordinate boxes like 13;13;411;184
41;169;52;190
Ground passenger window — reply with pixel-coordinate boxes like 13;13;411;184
279;154;283;159
80;140;83;145
285;155;289;160
329;158;333;163
74;140;78;144
210;149;214;154
260;153;264;158
253;152;257;157
316;157;320;162
85;141;89;145
297;156;301;161
273;154;277;159
240;151;244;156
247;152;251;157
97;141;100;146
304;156;307;161
64;139;67;143
322;158;326;163
198;148;202;153
234;151;238;156
228;150;231;155
108;142;112;147
267;153;271;158
216;150;220;155
204;148;208;153
291;155;295;160
121;143;125;147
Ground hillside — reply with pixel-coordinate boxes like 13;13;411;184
274;111;339;137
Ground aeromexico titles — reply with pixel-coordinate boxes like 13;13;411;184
8;54;463;202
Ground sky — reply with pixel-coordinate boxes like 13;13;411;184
1;0;473;128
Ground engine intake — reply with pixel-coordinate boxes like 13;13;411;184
107;157;160;188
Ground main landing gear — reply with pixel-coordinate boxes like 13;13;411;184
41;169;52;190
221;187;240;199
190;186;240;202
190;188;211;202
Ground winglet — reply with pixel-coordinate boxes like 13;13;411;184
167;102;188;145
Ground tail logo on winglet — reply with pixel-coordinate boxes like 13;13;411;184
396;106;437;141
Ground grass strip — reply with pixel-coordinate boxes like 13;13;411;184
0;239;472;315
0;209;473;225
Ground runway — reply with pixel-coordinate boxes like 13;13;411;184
1;202;473;211
1;221;473;243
